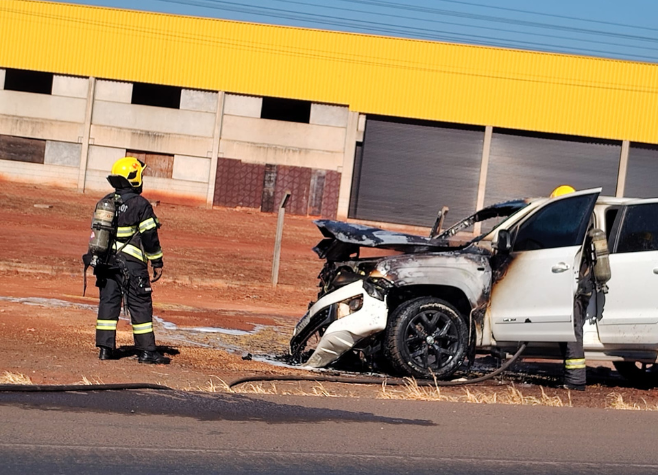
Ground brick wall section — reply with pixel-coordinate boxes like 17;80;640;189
213;157;341;217
213;158;265;208
274;165;313;216
320;170;341;219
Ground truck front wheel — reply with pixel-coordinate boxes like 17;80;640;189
385;297;468;380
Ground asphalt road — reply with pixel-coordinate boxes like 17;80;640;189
0;388;656;474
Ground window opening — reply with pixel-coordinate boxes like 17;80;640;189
4;69;53;95
131;82;181;109
0;134;46;163
261;97;311;123
126;150;174;179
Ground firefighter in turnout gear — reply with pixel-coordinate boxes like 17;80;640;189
551;185;595;391
560;234;594;391
85;157;168;364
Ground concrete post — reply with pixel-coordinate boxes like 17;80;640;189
271;191;291;287
206;91;226;208
77;77;96;192
473;126;493;236
336;111;360;220
616;140;630;198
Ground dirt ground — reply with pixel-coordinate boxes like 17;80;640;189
2;181;658;409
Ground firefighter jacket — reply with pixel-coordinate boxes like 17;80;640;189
109;188;163;269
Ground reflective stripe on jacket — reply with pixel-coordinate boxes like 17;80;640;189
106;189;164;267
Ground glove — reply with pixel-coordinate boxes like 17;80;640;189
151;267;163;283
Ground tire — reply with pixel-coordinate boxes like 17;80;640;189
613;361;658;387
385;297;468;380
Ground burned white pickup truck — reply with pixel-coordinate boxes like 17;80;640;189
290;189;658;385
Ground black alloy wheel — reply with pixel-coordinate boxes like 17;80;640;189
385;297;468;379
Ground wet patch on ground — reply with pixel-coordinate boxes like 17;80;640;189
1;295;293;364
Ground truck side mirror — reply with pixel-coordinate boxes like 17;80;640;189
494;229;513;254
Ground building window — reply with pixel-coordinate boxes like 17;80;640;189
0;134;46;163
126;150;174;179
4;69;53;95
131;82;181;109
261;97;311;123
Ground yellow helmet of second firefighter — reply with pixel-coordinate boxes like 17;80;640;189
550;185;576;198
110;157;146;188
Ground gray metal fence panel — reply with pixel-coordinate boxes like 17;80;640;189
625;143;658;199
485;130;621;206
351;117;484;227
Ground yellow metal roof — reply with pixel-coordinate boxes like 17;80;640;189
1;0;657;143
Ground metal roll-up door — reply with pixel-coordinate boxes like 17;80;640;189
485;130;621;206
349;117;484;227
625;143;658;198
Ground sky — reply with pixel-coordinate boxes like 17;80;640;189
49;0;658;64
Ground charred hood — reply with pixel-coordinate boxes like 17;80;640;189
313;220;455;260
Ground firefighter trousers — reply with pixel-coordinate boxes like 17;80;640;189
560;292;591;387
95;260;157;352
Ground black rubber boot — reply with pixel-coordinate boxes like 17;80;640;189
138;350;170;365
98;347;115;360
562;383;586;391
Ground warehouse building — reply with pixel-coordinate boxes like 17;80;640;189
1;0;657;227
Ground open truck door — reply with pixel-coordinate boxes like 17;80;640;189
489;189;600;342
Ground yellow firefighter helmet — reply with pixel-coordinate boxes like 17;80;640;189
109;157;146;188
550;185;576;198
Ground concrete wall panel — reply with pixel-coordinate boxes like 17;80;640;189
87;145;126;171
0;115;83;143
95;80;132;103
224;94;262;118
180;89;218;113
90;125;213;157
52;75;89;98
172;154;211;183
0;160;78;188
44;141;81;167
92;101;216;137
221;115;346;152
144;174;208;205
0;69;5;89
310;104;349;127
84;169;120;193
0;91;86;123
84;169;207;204
220;140;343;170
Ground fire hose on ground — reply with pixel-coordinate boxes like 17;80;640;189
0;383;172;392
228;342;528;389
0;343;527;393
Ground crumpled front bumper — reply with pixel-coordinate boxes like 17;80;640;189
290;280;389;368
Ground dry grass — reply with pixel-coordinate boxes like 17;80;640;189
180;375;658;411
0;371;33;385
230;381;349;397
76;376;104;385
605;392;658;411
181;376;352;397
181;376;232;393
378;378;570;407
